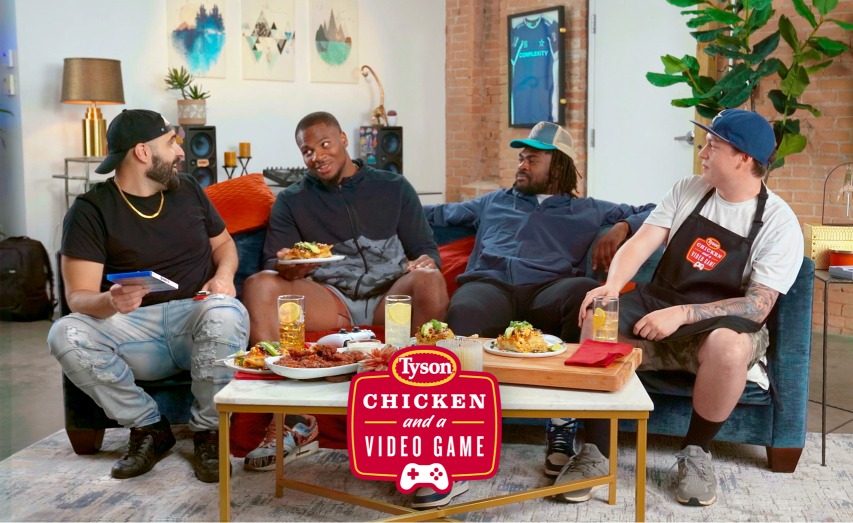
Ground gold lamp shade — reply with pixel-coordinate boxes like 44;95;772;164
61;58;125;157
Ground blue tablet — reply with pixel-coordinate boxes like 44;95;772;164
106;271;179;292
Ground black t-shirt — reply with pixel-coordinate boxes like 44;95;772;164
61;174;226;306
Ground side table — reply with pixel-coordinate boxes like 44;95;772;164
53;156;104;210
814;270;853;466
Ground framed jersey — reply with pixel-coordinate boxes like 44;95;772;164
507;6;566;128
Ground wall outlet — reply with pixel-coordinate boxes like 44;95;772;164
3;74;15;96
2;50;13;68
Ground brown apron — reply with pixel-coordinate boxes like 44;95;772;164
620;184;768;341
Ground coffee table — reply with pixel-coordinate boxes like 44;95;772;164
215;373;653;522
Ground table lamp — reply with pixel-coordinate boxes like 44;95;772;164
61;58;125;157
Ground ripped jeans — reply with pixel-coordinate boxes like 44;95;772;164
47;294;249;432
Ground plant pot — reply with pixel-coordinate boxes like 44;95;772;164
177;99;207;126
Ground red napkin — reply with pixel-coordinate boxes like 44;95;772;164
564;339;633;367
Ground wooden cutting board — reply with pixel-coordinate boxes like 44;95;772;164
482;344;642;392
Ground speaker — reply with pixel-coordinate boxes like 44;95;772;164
358;126;403;174
180;125;217;187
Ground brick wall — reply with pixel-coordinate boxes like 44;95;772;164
446;0;852;335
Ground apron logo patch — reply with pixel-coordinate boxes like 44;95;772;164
686;237;726;271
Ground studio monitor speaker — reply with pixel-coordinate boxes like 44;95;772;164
181;125;217;187
358;126;403;174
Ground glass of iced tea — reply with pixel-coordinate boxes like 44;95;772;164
592;296;619;342
277;295;305;352
384;295;412;349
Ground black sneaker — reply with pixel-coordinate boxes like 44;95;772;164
111;416;176;479
193;430;221;483
545;418;578;477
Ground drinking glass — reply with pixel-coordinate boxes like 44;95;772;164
277;295;305;351
437;338;484;372
592;296;619;342
384;295;412;348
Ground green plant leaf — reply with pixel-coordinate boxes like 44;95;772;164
790;100;821;117
828;18;853;31
778;15;800;52
706;44;749;59
686;14;715;28
667;0;706;6
718;81;754;107
696;75;717;93
682;55;701;75
696;105;722;119
791;0;817;28
746;1;774;29
702;62;751;98
814;0;838;16
774;119;801;136
746;0;774;11
671;97;703;107
702;7;743;24
776;132;807;159
716;34;746;51
805;59;833;75
647;72;689;87
691;27;729;42
749;31;780;62
796;48;823;63
769;156;786;171
781;64;810;97
755;57;783;78
811;36;850;57
768;89;794;115
662;54;689;74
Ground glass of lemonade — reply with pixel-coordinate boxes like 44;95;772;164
592;296;619;342
278;295;305;352
384;295;412;348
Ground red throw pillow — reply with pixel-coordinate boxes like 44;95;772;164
438;236;475;296
204;173;275;235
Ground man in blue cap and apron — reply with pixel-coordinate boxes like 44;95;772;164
555;110;804;506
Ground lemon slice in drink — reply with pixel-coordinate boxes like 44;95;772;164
279;302;302;323
387;302;411;325
592;307;606;330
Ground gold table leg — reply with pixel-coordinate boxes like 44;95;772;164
636;418;647;521
219;411;231;522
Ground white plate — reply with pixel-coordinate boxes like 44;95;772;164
222;358;274;375
265;355;360;379
483;334;566;358
276;255;345;266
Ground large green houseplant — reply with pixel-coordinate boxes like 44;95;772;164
164;66;210;126
647;0;852;170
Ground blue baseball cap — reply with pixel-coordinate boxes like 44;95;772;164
510;121;576;160
691;109;776;166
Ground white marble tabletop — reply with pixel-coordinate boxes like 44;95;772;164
215;373;653;412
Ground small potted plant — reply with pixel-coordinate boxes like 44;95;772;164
164;66;210;126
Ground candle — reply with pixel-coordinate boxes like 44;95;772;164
224;151;236;167
239;142;251;157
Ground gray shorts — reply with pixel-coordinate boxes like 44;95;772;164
322;285;384;326
635;325;769;374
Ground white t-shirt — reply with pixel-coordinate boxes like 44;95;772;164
646;176;804;295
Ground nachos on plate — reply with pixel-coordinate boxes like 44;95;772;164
495;321;550;353
415;319;455;345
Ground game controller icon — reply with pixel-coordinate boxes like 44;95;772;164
316;327;377;348
398;463;450;492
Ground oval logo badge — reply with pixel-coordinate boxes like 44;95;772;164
391;348;458;387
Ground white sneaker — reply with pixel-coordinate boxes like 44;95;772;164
411;481;469;509
244;415;319;471
553;443;608;503
675;445;717;506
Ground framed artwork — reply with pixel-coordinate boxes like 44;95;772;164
167;0;227;78
309;0;359;83
241;0;296;81
507;6;565;128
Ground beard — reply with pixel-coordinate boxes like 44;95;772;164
513;171;552;195
147;154;180;190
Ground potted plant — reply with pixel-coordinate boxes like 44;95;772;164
646;0;852;171
164;66;210;126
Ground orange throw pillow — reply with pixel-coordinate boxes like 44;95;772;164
438;236;475;296
204;173;275;234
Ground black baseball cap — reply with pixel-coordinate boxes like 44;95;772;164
95;109;175;174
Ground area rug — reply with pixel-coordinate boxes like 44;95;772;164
1;426;851;521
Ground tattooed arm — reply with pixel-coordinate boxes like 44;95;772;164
633;280;780;341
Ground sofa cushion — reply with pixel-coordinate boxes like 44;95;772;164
438;236;476;296
205;174;275;235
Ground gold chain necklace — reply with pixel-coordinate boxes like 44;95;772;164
113;178;164;219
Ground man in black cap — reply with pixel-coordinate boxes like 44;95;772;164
566;110;804;506
47;109;249;483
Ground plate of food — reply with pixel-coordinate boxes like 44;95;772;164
276;242;344;265
483;321;566;358
265;344;366;379
414;319;456;345
223;341;284;374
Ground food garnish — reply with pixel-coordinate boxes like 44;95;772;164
284;241;334;260
496;321;550;353
415;319;455;345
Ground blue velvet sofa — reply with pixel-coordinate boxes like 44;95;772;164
61;216;815;473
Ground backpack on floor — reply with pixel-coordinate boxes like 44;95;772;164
0;236;56;321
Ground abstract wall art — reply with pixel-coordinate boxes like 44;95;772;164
167;0;227;78
241;0;296;81
309;0;359;83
